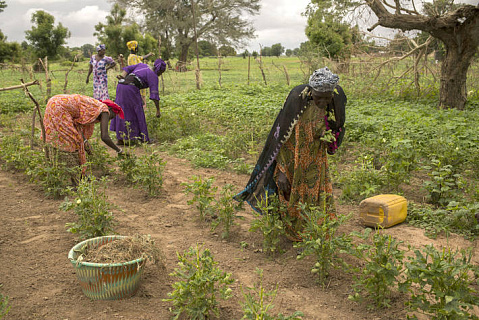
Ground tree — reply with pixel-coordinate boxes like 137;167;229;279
260;46;272;56
94;4;159;59
198;40;217;56
0;1;6;13
363;0;479;109
305;11;352;59
271;43;285;57
0;30;21;63
24;11;71;59
218;45;236;57
113;0;260;68
285;49;293;57
81;44;95;59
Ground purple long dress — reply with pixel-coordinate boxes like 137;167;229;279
110;63;160;142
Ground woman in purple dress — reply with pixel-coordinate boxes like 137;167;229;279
86;44;116;100
110;58;166;145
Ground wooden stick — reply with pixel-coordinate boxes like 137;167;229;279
21;79;48;158
0;80;39;92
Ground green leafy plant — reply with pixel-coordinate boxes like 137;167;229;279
404;244;479;319
86;140;115;176
294;202;352;285
348;228;407;309
26;149;80;199
0;135;35;171
61;176;117;240
211;184;244;239
0;284;10;319
131;145;166;197
164;244;234;320
117;145;166;197
183;175;217;220
423;159;465;207
240;268;303;320
249;194;286;255
338;155;386;202
383;139;417;189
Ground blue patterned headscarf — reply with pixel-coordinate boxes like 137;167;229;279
96;44;106;52
309;67;339;92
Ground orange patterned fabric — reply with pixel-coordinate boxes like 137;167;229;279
43;94;109;166
274;101;336;240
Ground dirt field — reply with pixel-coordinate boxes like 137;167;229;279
1;150;478;320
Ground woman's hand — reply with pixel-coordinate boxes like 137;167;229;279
84;140;92;155
276;171;291;201
156;109;161;118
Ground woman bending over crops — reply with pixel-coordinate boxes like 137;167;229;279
43;94;125;180
234;67;347;241
110;58;166;145
126;40;154;109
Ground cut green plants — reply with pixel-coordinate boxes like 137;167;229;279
240;268;303;320
164;244;234;320
61;176;117;240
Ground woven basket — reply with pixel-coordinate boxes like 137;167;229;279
68;235;146;300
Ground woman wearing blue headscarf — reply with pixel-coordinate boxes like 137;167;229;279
234;67;347;240
110;59;166;145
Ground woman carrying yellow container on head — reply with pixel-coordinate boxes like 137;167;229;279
126;40;154;108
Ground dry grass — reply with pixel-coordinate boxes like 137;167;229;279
82;234;166;266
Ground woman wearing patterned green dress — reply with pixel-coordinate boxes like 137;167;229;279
234;67;347;240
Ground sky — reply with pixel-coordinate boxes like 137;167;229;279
1;0;477;53
0;0;311;52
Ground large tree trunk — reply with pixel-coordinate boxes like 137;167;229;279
176;44;191;72
440;45;473;110
366;1;479;109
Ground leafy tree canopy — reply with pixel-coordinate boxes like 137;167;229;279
271;43;285;57
112;0;260;63
94;4;159;60
0;1;6;13
24;10;71;59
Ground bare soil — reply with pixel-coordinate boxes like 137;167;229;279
1;150;478;320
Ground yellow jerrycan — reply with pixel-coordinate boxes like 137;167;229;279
359;194;407;228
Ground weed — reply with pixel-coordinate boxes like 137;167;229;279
164;244;234;320
240;268;303;320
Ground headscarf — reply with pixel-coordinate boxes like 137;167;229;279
154;58;166;75
100;99;124;119
96;44;106;52
127;41;138;51
309;67;339;92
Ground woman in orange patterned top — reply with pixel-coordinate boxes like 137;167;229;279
43;94;125;178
